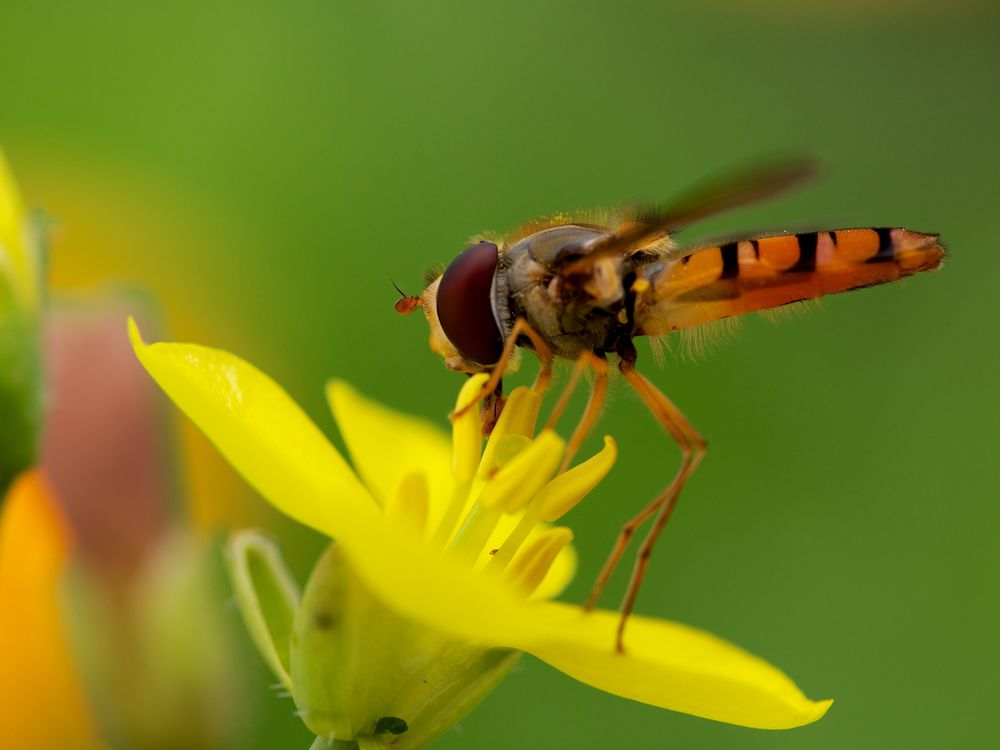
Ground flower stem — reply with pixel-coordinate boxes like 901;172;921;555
487;505;539;572
447;502;501;566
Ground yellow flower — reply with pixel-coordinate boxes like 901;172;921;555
0;148;40;314
130;319;831;746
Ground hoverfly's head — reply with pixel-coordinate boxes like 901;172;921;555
394;241;504;375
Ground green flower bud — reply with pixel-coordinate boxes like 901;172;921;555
228;532;519;749
0;149;45;494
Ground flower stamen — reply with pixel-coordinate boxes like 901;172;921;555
446;503;503;566
451;374;488;484
475;387;542;481
476;431;564;514
534;436;617;522
387;472;429;540
504;527;574;597
485;506;539;573
431;374;490;547
487;436;616;576
430;482;472;548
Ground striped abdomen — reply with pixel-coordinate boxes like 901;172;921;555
633;228;944;335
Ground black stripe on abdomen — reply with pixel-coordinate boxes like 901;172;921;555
867;227;895;263
787;232;817;273
719;241;740;279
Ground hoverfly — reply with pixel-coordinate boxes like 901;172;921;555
395;159;944;652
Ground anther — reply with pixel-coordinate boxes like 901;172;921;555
477;431;564;513
452;373;488;483
477;387;543;480
505;527;574;597
387;472;429;539
535;436;617;522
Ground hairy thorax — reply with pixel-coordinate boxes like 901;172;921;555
496;225;652;359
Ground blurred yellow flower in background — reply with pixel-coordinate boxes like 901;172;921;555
0;145;253;749
18;154;270;534
131;320;831;748
0;148;40;314
0;147;102;748
0;148;43;489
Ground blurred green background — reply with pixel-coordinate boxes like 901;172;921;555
2;1;998;748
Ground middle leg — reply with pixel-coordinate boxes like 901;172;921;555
543;351;610;473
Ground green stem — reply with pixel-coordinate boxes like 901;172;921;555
446;502;501;566
487;505;539;572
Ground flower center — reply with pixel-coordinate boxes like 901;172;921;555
385;374;617;601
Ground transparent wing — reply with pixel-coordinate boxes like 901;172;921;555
561;156;817;273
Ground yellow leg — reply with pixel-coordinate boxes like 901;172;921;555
449;317;553;422
585;351;706;653
543;351;609;474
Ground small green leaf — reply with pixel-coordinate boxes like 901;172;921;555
225;531;301;689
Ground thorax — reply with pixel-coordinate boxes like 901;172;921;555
494;225;647;359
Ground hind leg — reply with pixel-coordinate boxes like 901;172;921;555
586;342;707;653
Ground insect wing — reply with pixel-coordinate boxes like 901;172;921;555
562;157;816;273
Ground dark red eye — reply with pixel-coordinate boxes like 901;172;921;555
436;241;503;365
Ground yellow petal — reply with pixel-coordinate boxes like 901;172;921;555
136;332;830;729
519;603;833;729
0;147;36;311
129;318;379;539
330;515;831;729
0;470;104;748
326;380;452;521
0;147;23;247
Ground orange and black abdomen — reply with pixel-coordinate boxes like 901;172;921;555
634;228;945;335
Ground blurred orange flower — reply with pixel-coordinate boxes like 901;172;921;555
0;470;104;749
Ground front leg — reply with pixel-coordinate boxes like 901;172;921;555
480;379;506;436
449;317;553;424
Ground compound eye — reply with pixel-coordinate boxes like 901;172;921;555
436;241;503;365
